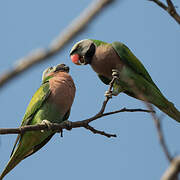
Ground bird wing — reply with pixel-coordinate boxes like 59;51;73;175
21;82;51;126
112;41;161;92
11;82;51;156
22;110;71;159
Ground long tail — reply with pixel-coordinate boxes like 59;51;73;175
118;65;180;122
0;132;54;180
0;144;26;180
156;100;180;123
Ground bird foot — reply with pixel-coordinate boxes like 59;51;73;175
104;90;113;98
41;120;53;132
112;69;120;79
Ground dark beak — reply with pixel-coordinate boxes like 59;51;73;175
55;64;69;73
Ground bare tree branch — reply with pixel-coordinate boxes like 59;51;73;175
0;107;153;136
145;103;172;162
149;0;180;24
149;0;168;10
110;71;180;178
161;156;180;180
0;78;153;137
119;75;173;162
0;0;115;89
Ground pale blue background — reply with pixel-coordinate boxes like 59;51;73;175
0;0;180;180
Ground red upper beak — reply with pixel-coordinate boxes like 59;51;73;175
70;54;81;65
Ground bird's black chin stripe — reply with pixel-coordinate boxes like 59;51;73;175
84;43;96;64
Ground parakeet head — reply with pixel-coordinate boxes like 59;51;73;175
54;64;70;73
42;64;69;83
70;39;96;65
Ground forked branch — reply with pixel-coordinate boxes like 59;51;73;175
149;0;180;24
0;77;153;138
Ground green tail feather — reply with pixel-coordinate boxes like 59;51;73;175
0;132;53;180
117;66;180;123
0;144;27;180
156;101;180;123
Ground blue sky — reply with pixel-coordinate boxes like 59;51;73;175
0;0;180;180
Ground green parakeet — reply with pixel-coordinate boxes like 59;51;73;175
0;64;76;179
70;39;180;122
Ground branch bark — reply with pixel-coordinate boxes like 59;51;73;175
118;75;173;162
161;156;180;180
119;74;180;178
145;103;172;162
149;0;180;24
0;107;153;136
0;78;153;137
0;0;115;89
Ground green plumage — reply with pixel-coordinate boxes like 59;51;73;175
0;65;73;179
71;39;180;122
96;40;180;122
90;39;107;47
111;42;161;93
22;82;51;126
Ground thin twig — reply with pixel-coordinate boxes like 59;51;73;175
84;124;116;138
102;107;155;116
120;75;173;162
161;156;180;180
149;0;168;10
149;0;180;24
0;0;115;89
85;76;117;124
112;70;180;178
145;103;172;162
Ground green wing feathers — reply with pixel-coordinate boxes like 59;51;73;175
10;82;51;157
1;64;75;180
21;82;51;126
118;66;180;122
92;40;180;122
112;42;161;92
157;101;180;123
0;82;52;180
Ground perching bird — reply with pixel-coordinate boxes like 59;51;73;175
0;64;76;180
70;39;180;122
